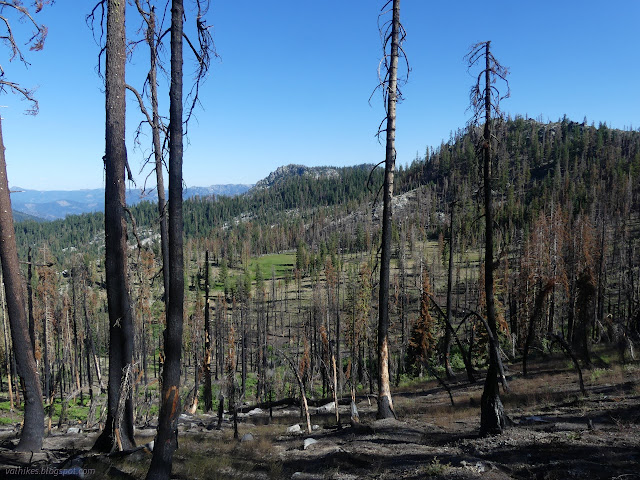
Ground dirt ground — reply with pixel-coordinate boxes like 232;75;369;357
1;354;639;479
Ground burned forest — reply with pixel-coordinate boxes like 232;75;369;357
0;1;639;479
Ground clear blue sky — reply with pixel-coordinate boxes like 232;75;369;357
1;0;638;191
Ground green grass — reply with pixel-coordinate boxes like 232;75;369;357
249;253;295;280
590;368;608;383
47;398;90;423
149;404;159;418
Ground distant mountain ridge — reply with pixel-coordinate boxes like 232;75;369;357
10;184;253;220
253;164;344;190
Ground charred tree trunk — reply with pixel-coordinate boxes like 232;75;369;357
466;41;510;436
93;0;136;453
479;51;505;435
141;1;170;310
574;268;596;367
83;290;94;402
523;281;554;376
376;0;401;420
444;201;456;379
203;251;213;411
27;247;36;353
0;135;44;452
0;118;45;451
147;0;185;477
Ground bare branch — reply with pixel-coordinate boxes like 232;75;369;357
0;1;50;114
86;1;107;46
367;160;385;193
126;83;153;127
0;80;38;114
183;1;218;133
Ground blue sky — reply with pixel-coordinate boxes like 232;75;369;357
1;0;638;190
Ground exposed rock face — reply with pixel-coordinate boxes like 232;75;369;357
253;164;343;190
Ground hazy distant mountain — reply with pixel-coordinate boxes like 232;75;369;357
10;184;253;220
13;210;46;223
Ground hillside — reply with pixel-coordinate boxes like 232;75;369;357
4;116;640;480
13;117;640;261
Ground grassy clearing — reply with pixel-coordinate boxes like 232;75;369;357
45;398;90;424
250;253;295;280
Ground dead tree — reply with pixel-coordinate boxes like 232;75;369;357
129;0;170;309
147;0;185;474
548;333;586;396
444;200;457;379
523;280;554;376
91;0;137;452
275;347;312;434
465;40;510;435
203;251;213;411
0;0;50;452
373;0;407;420
147;1;213;478
574;267;596;367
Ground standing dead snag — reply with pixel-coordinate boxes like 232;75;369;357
0;121;45;452
203;251;213;411
444;199;459;380
465;41;510;435
0;0;51;452
276;347;312;434
146;0;213;478
130;0;170;310
523;280;555;376
373;0;407;420
92;0;137;453
146;0;185;477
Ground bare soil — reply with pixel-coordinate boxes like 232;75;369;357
1;354;639;479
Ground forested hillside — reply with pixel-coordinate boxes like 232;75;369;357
4;115;639;478
16;116;640;273
12;115;640;374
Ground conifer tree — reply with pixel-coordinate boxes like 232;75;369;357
465;40;510;435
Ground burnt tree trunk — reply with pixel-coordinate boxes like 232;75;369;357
523;281;554;376
376;0;401;420
27;247;36;353
146;0;185;477
93;0;136;452
146;3;170;310
0;118;44;452
477;41;507;436
444;200;456;379
203;251;213;411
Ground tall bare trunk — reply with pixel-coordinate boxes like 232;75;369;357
147;0;185;477
93;0;136;452
203;251;213;411
444;201;456;379
0;118;44;451
148;6;170;309
377;0;400;420
478;42;507;435
27;247;36;352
